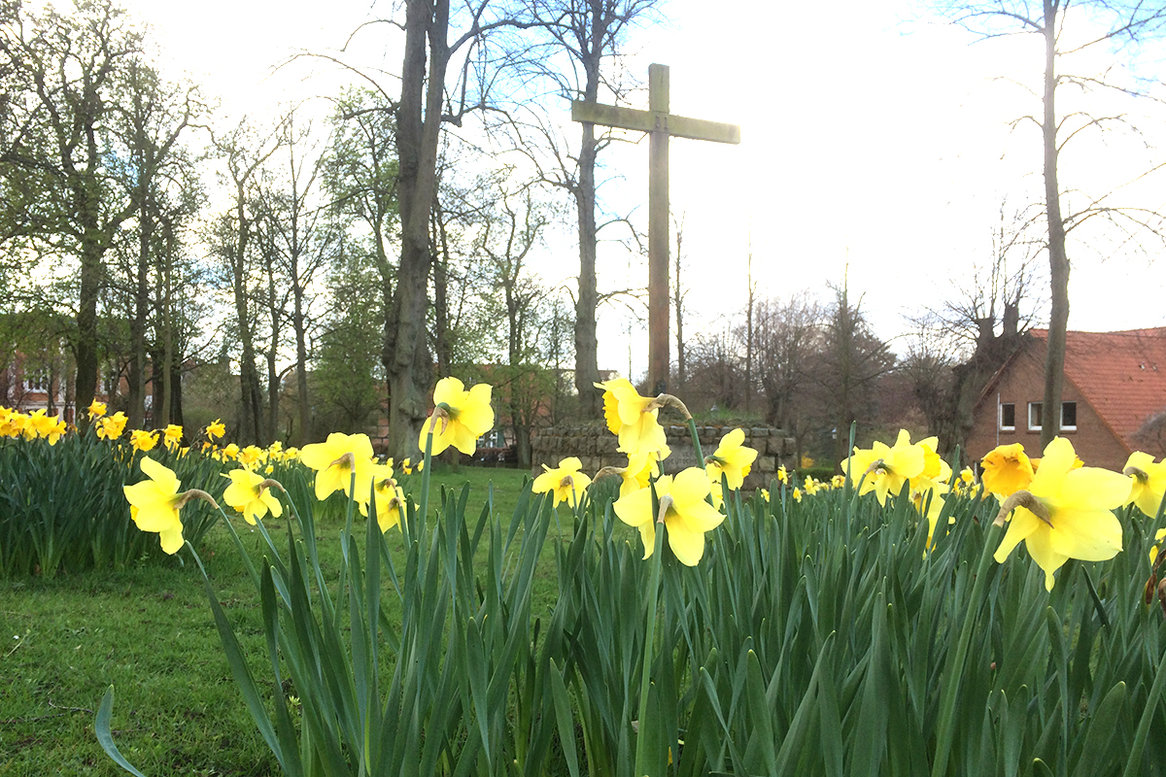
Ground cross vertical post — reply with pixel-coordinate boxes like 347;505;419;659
647;64;669;394
571;64;740;395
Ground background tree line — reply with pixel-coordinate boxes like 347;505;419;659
2;0;1164;467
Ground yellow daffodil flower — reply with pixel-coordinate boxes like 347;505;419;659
532;456;592;507
803;476;822;496
238;445;266;469
981;443;1034;501
124;457;186;554
1123;451;1166;519
619;451;659;498
613;467;725;566
360;463;407;532
994;437;1130;591
705;428;758;490
595;377;670;459
97;411;128;441
130;429;158;452
87;399;107;419
206;418;226;441
162;424;183;451
792;487;803;502
299;432;376;503
1150;528;1166;564
912;481;952;552
418;377;495;456
25;409;56;441
222;468;283;525
843;429;926;505
916;436;952;485
48;418;67;444
777;465;789;485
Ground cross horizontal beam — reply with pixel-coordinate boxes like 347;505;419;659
571;100;740;145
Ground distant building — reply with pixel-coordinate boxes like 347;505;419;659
967;327;1166;470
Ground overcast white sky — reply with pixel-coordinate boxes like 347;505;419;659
125;0;1166;377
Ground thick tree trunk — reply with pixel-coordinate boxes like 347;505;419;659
385;0;448;459
574;118;600;416
75;214;103;415
1041;0;1068;448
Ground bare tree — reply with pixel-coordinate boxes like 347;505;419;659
208;121;283;444
672;211;689;387
475;173;548;466
750;294;822;452
910;203;1043;450
371;0;538;457
503;0;660;416
817;282;894;465
946;0;1166;445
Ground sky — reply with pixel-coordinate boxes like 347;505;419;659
123;0;1166;377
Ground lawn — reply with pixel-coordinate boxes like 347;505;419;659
0;465;537;777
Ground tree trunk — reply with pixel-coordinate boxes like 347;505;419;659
385;0;448;459
292;274;311;444
231;211;262;443
128;192;150;429
432;204;451;377
1040;0;1067;448
75;209;103;415
574;118;600;415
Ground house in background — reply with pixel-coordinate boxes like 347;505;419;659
967;327;1166;471
0;352;74;421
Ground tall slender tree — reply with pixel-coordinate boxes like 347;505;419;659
512;0;660;415
0;0;142;413
946;0;1166;445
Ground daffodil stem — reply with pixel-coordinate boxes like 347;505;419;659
214;505;259;586
1122;642;1166;777
931;520;1003;777
684;417;705;466
418;414;438;534
634;515;666;777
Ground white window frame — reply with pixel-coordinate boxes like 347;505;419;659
22;366;50;394
999;402;1016;432
1060;401;1077;432
1028;401;1043;431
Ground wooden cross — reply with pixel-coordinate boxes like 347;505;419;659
572;63;740;394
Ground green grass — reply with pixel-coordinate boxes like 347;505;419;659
0;465;537;777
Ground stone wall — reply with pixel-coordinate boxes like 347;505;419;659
531;421;795;490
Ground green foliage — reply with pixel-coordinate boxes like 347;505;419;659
311;249;384;436
0;427;226;578
96;457;1166;776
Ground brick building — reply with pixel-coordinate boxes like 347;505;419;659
967;327;1166;470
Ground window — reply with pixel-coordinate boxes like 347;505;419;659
1028;402;1043;431
999;402;1015;431
1027;401;1077;432
22;366;50;394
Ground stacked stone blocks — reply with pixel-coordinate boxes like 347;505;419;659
531;421;794;491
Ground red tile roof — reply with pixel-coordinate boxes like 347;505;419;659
1030;327;1166;448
